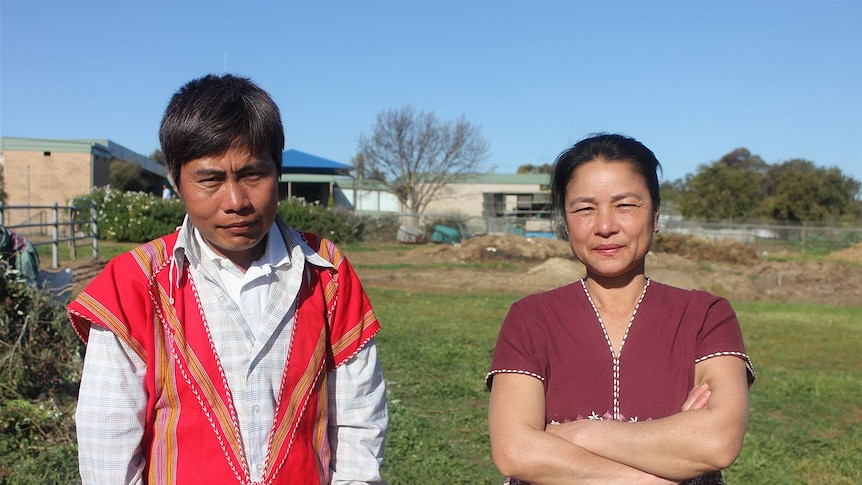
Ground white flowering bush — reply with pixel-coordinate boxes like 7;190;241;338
75;187;186;242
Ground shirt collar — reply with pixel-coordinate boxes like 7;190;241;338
169;215;333;292
193;224;290;275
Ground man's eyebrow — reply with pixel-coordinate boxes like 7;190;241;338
189;167;226;177
236;160;273;174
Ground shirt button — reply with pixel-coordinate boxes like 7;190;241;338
243;306;253;316
253;404;261;414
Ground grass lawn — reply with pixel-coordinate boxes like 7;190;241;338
35;239;138;263
27;239;860;484
370;286;862;484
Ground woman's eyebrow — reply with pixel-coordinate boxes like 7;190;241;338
610;192;646;201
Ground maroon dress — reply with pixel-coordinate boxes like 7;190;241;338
487;280;755;484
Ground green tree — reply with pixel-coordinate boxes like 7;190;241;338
109;159;150;192
516;163;553;174
716;147;769;173
149;148;166;165
758;159;862;223
659;178;685;215
357;105;489;217
678;149;764;221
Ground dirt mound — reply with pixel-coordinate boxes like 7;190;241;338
417;234;573;262
521;257;586;289
654;233;759;265
69;235;861;307
827;242;862;263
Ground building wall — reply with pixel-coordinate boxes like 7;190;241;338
3;150;93;224
422;182;547;217
339;188;401;212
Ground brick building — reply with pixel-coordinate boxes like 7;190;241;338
0;136;166;225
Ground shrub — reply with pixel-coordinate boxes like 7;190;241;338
278;197;365;245
358;214;401;244
0;265;81;483
74;187;186;242
75;189;370;245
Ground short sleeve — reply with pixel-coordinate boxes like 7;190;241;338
486;302;547;391
696;296;756;385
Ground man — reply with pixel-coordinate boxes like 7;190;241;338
68;74;387;484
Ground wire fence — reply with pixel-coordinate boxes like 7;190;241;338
366;211;862;255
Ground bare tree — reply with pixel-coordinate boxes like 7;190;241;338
358;106;489;217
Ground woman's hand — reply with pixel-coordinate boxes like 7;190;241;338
680;383;711;412
545;357;749;481
491;373;690;484
547;383;712;443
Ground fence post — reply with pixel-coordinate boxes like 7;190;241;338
52;203;60;268
91;203;99;258
69;206;78;260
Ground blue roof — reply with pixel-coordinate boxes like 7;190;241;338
282;149;351;174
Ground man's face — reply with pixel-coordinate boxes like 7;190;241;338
177;147;278;269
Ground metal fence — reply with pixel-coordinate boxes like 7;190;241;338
372;211;862;255
0;202;99;268
659;219;862;255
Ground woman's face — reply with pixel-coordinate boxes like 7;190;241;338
564;158;659;282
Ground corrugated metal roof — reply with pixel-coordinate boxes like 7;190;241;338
1;136;102;154
277;174;390;191
282;149;351;174
280;173;342;183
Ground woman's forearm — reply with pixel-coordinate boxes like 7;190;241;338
548;358;750;480
492;425;678;485
490;374;679;485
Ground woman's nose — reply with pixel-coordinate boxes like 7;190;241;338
594;208;619;236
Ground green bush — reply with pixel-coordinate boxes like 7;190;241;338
278;197;365;245
74;187;185;243
74;187;186;243
74;189;370;245
0;266;82;483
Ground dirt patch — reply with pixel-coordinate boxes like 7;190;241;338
349;237;861;307
827;242;862;263
65;236;861;307
415;233;573;262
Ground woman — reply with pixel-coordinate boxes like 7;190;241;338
487;134;755;485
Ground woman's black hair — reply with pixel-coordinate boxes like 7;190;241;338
159;73;284;185
550;133;662;219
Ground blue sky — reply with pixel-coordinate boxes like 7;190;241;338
2;0;861;184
